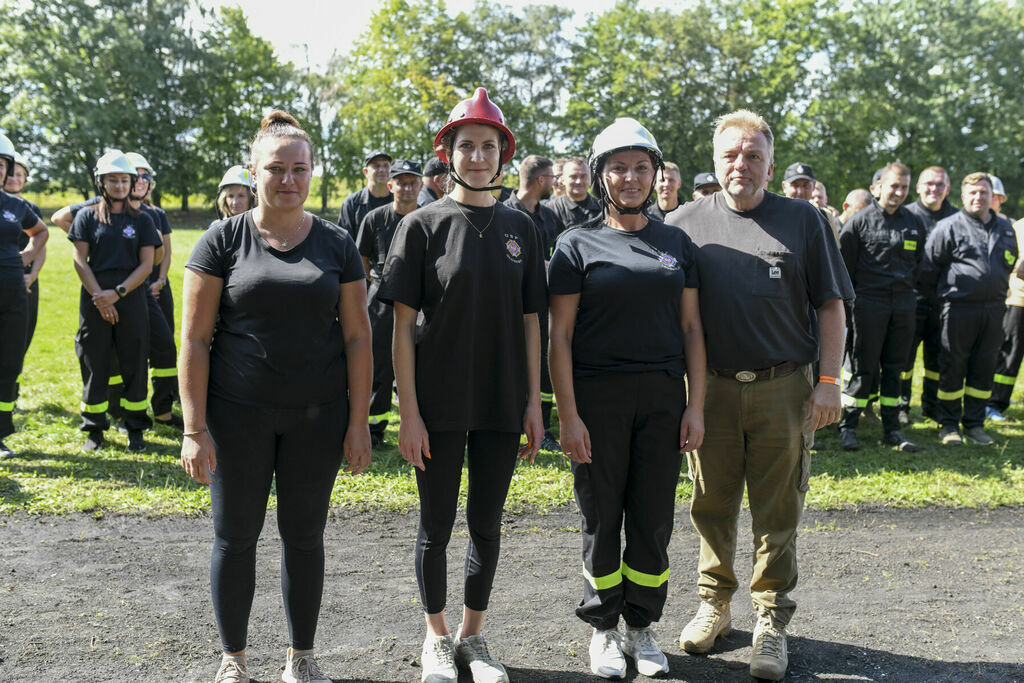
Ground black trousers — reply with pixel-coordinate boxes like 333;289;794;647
989;304;1024;413
367;288;394;439
573;371;684;630
414;430;520;614
75;276;151;432
900;297;941;416
146;287;177;415
208;395;347;653
938;302;1005;429
0;284;27;439
840;297;915;433
539;309;554;431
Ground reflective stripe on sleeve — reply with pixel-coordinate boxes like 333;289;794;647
993;373;1016;386
150;367;177;378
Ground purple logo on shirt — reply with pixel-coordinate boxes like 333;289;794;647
122;225;136;238
2;210;15;222
506;238;522;259
658;252;678;269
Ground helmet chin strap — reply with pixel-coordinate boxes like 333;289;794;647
448;166;504;194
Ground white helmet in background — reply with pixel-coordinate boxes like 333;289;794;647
126;152;155;177
13;152;30;175
0;133;16;182
219;165;254;190
988;174;1006;198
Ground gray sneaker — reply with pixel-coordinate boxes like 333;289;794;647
749;610;788;681
421;633;458;683
963;426;995;445
454;627;509;683
679;597;731;653
215;655;249;683
282;648;328;683
622;627;669;677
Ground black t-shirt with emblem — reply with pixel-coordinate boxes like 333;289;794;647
377;197;547;433
186;211;366;409
667;191;854;369
0;192;41;287
839;201;925;305
67;205;161;276
356;203;411;284
548;218;699;378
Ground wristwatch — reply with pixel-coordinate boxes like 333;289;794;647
115;285;127;298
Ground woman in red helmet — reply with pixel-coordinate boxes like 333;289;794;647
377;88;546;683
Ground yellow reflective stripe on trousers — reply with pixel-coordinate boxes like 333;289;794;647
964;386;992;399
621;562;669;588
82;401;109;414
994;373;1016;386
120;398;148;411
937;387;964;401
923;369;940;381
879;396;900;407
0;400;14;412
368;414;389;424
582;565;622;591
900;370;914;380
151;367;177;378
108;374;123;385
540;391;554;401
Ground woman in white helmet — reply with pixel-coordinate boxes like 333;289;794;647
214;165;256;223
0;135;49;458
68;150;162;453
547;118;706;679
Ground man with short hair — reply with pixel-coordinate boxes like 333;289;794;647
355;159;422;447
551;157;567;198
692;172;721;199
782;163;840;241
545;157;602;235
647;161;682;221
667;110;852;682
839;189;873;225
417;157;447;206
920;173;1019;445
337;150;392;238
812;181;841;220
870;167;885;199
900;166;958;422
838;162;926;452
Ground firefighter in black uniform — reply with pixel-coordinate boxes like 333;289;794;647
920;172;1019;446
68;150;160;452
505;154;561;451
546;156;603;235
356;159;423;448
838;162;925;452
549;118;706;679
900;166;957;423
418;157;447;207
337;150;392;238
0;136;49;458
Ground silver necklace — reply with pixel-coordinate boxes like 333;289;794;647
449;196;496;238
257;211;305;247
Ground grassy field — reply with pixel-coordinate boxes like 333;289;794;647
1;208;1022;515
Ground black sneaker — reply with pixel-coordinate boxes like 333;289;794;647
127;430;146;453
540;430;561;452
83;431;105;452
939;425;962;446
840;429;860;451
0;440;14;459
883;430;918;452
370;432;387;449
153;414;184;430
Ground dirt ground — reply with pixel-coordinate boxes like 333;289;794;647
1;505;1021;682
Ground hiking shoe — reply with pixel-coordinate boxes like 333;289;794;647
540;430;561;452
215;655;249;683
0;440;14;459
840;429;860;451
939;426;962;446
83;431;105;452
622;627;669;677
749;610;788;681
883;430;918;452
963;426;995;446
154;414;184;430
897;407;911;425
679;597;731;653
127;430;146;453
421;633;457;683
454;627;509;682
985;406;1007;423
282;648;328;683
589;628;626;679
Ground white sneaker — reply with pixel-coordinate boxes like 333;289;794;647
454;626;509;683
214;655;248;683
622;627;669;677
749;610;788;681
589;628;626;679
282;648;329;683
679;597;731;653
421;633;458;683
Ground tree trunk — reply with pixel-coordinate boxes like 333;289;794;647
180;192;189;212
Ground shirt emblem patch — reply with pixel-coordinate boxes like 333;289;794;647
122;225;136;239
657;252;678;269
2;210;15;222
1006;250;1016;266
769;266;782;279
505;238;521;258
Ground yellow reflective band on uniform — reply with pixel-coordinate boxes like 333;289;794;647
904;239;917;250
108;375;123;385
842;394;868;407
120;398;149;411
0;401;14;412
964;386;992;399
1006;250;1016;266
82;401;109;414
937;387;964;401
582;565;622;591
994;373;1016;386
151;367;177;378
540;391;554;401
900;370;914;380
879;396;900;407
923;369;940;381
621;562;669;588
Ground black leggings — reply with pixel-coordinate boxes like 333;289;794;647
207;395;347;652
415;430;520;614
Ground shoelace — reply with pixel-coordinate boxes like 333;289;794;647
465;636;494;660
632;629;660;655
754;616;783;658
292;654;325;682
215;659;247;683
428;637;455;666
597;631;623;657
692;602;723;633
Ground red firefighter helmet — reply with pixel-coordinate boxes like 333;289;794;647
433;87;516;165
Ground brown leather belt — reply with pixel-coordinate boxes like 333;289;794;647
708;361;802;383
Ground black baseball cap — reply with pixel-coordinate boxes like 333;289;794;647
363;150;392;167
693;172;720;191
388;159;423;179
783;163;814;183
423;157;448;177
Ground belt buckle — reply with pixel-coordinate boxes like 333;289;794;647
735;370;757;383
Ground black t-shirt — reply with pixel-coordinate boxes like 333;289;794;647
68;196;101;218
504;194;560;257
0;192;40;287
839;201;925;303
68;206;161;276
144;204;171;281
545;194;603;236
186;212;366;409
667;192;854;369
548;219;699;378
418;186;440;207
377;197;547;432
356;203;412;283
646;201;681;223
338;187;392;238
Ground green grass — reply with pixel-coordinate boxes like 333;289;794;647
1;208;1023;515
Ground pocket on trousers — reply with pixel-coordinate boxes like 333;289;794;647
686;450;703;495
798;432;812;492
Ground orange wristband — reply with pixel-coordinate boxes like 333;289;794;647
818;375;841;386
